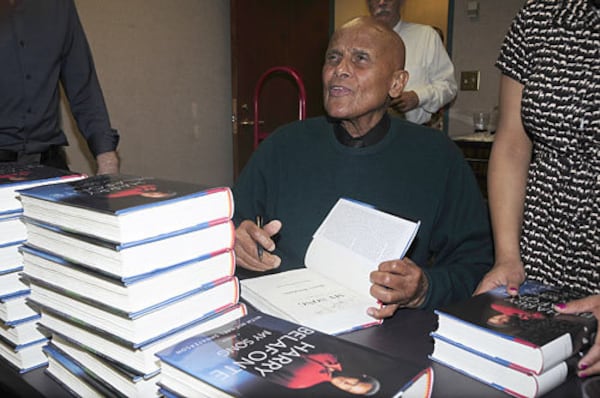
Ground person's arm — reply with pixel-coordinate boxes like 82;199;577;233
96;151;119;175
411;29;457;114
475;75;532;295
60;0;120;174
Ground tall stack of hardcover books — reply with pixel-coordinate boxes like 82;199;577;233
18;174;247;396
0;163;84;373
430;281;597;398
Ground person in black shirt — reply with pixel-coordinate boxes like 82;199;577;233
0;0;119;173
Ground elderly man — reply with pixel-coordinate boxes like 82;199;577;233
233;17;492;317
367;0;457;126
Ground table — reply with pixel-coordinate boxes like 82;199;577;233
0;308;584;397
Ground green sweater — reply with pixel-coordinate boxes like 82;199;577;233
233;116;493;310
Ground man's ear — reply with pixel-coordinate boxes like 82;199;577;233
389;69;408;99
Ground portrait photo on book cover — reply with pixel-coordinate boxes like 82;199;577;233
474;285;595;347
159;314;418;397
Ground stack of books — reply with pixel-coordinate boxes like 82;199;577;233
430;281;597;398
18;174;247;395
0;163;84;373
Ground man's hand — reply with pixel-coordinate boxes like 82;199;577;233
555;295;600;377
389;90;419;113
96;151;120;175
367;257;429;319
234;219;282;272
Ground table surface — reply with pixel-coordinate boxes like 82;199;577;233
0;308;584;398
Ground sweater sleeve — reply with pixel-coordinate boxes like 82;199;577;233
419;151;494;310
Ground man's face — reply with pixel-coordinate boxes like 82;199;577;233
322;20;403;132
331;376;376;395
367;0;403;28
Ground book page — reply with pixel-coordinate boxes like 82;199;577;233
240;269;378;335
313;198;419;263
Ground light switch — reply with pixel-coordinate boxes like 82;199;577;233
460;71;480;91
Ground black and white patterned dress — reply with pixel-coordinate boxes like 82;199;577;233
496;0;599;296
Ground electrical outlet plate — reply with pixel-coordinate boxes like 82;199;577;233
460;71;480;91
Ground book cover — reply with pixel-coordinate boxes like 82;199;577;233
18;174;233;244
155;312;431;398
241;198;420;335
23;217;235;279
0;163;85;215
430;335;573;398
434;280;596;375
38;303;248;377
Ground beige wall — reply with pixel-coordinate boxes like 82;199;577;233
448;0;524;136
63;0;233;186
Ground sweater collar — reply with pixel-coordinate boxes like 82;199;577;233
332;114;390;148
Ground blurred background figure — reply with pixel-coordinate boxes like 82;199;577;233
367;0;457;127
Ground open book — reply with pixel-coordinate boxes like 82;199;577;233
241;198;420;335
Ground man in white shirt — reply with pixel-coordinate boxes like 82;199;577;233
367;0;457;125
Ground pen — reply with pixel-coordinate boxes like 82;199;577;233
256;215;264;260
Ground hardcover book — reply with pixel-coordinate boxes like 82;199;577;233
241;198;420;335
23;217;235;280
155;312;433;398
0;241;26;274
0;163;84;215
0;315;46;348
27;276;240;347
50;335;160;398
0;291;38;324
21;245;235;313
0;215;26;246
433;280;596;375
430;334;573;398
0;332;48;373
44;343;123;398
18;174;234;244
38;303;248;377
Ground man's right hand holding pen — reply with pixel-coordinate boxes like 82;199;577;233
234;218;282;272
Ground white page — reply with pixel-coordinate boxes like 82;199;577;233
312;198;420;265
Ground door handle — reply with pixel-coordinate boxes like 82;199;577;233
239;120;264;126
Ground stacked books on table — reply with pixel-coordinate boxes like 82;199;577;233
430;280;597;398
17;174;247;396
155;311;434;398
0;163;84;373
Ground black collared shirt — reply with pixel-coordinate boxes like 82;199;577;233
0;0;118;155
333;114;391;148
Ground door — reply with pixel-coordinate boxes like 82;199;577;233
231;0;331;180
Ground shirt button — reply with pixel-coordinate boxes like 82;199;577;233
19;40;25;47
25;74;31;80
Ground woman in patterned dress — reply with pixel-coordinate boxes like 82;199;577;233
475;0;599;377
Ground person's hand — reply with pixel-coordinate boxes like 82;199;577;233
96;151;119;175
367;257;429;319
234;219;281;272
389;90;419;113
555;295;600;377
474;258;526;296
